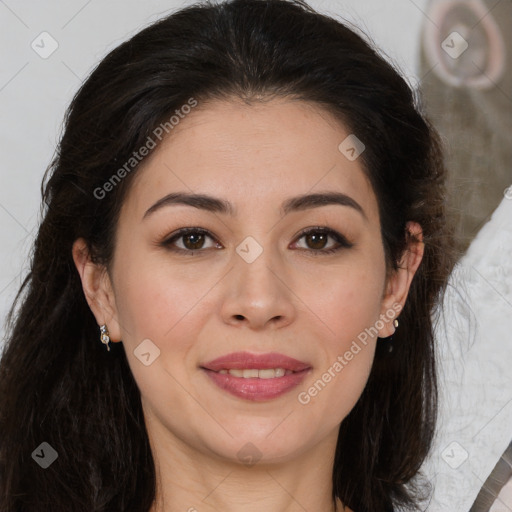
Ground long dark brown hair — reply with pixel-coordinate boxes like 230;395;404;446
0;1;458;510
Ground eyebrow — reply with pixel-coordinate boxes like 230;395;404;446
143;191;367;221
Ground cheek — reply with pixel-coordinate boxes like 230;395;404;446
112;253;213;341
293;254;385;411
299;256;386;344
111;260;209;406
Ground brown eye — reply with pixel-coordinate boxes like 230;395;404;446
304;231;329;250
162;228;221;253
293;227;353;255
182;232;206;250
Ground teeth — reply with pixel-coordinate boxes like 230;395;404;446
217;368;292;378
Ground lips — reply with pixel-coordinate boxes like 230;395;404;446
200;351;312;402
201;351;311;372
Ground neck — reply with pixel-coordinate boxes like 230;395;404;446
145;414;348;512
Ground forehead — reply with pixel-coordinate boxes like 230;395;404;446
123;98;379;224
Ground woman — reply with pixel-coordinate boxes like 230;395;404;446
0;0;457;510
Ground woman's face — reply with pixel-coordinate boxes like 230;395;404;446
78;98;417;465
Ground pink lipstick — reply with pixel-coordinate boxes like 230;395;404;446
201;351;311;402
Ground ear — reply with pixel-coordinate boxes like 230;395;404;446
72;238;122;343
377;221;424;338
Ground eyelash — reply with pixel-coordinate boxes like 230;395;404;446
160;226;353;256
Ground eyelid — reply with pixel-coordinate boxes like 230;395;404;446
160;226;353;254
161;227;219;252
291;226;354;253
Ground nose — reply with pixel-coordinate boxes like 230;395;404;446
220;241;296;331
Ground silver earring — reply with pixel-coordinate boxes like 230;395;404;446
100;324;111;351
387;318;399;352
381;318;399;353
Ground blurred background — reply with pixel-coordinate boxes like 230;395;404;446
0;1;510;510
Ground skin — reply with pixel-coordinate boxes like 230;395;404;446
73;97;424;512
